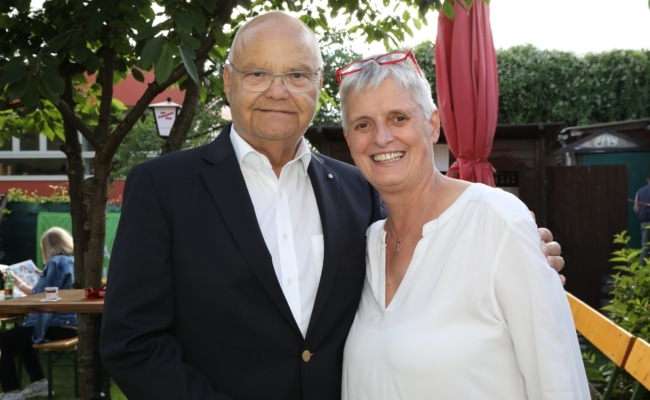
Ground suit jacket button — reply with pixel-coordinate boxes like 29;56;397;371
302;350;312;362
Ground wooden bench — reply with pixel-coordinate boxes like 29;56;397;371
566;292;637;399
33;336;79;400
0;316;22;332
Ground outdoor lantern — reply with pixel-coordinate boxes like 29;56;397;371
149;97;182;138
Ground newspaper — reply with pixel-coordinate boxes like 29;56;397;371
0;260;42;297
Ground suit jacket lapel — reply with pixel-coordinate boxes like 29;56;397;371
199;125;300;334
306;154;344;336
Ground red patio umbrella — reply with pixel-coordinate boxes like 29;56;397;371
435;0;498;186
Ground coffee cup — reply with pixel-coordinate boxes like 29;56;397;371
45;287;59;300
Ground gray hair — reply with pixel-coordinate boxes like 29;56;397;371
339;55;437;130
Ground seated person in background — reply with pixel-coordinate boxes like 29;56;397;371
0;227;77;400
337;51;590;399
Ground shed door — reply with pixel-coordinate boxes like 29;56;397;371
546;165;628;309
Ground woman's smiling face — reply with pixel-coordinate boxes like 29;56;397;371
343;76;440;194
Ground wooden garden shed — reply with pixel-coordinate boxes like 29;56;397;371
549;119;650;309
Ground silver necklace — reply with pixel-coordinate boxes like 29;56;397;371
386;171;441;254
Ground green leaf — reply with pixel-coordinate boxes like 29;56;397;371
84;54;101;74
6;75;31;101
0;14;11;29
87;10;104;34
174;12;194;33
13;0;30;13
47;32;71;52
0;59;27;86
178;31;201;50
236;0;252;9
111;98;128;112
286;0;297;11
187;7;205;33
442;0;455;19
131;67;145;82
123;11;146;32
113;37;133;55
135;24;159;41
154;42;174;84
37;75;60;104
40;112;58;139
41;68;65;98
71;38;92;63
141;6;155;20
180;44;199;84
199;0;217;10
141;36;164;69
20;78;41;110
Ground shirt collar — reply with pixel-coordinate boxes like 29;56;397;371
230;125;312;174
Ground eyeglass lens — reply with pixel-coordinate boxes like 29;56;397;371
235;68;318;93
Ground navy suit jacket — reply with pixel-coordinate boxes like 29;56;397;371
100;125;384;400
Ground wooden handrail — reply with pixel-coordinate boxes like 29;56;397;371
566;292;636;367
566;292;645;399
625;337;650;391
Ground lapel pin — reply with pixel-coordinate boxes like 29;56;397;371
327;173;334;179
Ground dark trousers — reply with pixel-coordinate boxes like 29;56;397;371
0;325;77;392
641;222;650;266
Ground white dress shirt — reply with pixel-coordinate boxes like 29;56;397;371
231;128;323;337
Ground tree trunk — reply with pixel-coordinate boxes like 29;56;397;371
62;99;111;399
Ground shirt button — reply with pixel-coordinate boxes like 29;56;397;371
302;350;312;362
283;234;288;240
287;278;292;285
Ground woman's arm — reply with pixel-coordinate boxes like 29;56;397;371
495;215;590;399
12;274;33;294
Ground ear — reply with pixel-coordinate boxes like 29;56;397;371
343;129;352;149
430;110;441;144
223;65;232;104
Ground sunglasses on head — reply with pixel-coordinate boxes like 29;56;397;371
335;50;423;85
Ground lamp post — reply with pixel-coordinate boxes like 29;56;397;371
149;97;182;138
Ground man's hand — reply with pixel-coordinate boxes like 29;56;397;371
538;227;566;285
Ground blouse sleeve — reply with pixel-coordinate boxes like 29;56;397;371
492;213;591;400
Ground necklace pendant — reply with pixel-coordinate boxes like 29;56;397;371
395;240;401;253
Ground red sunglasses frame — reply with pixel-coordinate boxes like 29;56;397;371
335;50;423;85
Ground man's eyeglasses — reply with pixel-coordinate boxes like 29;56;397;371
227;62;321;93
335;50;422;85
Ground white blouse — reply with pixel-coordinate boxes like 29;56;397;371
342;184;590;400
